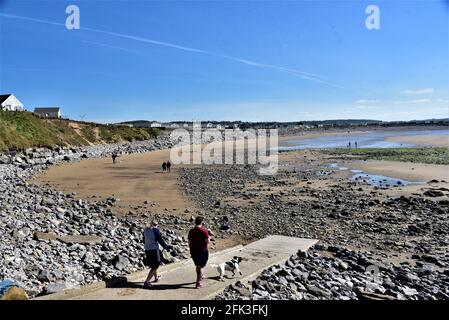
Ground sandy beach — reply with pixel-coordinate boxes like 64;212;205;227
348;160;449;182
34;149;195;216
35;129;449;217
385;134;449;147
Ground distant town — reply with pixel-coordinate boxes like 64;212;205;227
2;93;448;132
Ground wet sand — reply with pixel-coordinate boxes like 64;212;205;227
349;160;449;182
33;138;265;216
33;149;194;215
278;130;370;143
385;135;449;147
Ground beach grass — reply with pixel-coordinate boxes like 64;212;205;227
322;147;449;165
0;110;163;152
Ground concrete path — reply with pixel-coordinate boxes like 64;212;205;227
37;235;318;300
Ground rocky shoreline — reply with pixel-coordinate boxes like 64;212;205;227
178;153;449;300
0;130;256;298
0;135;191;297
215;245;449;300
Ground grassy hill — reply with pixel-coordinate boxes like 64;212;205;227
0;111;163;153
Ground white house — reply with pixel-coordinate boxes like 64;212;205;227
150;121;162;128
0;94;24;111
34;107;61;118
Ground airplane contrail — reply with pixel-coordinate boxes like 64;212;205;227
0;13;343;88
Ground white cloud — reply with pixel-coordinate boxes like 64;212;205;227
436;98;449;104
393;99;431;105
404;88;434;95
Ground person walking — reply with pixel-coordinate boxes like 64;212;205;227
166;160;172;173
188;216;210;289
162;162;167;172
112;153;117;164
142;220;173;289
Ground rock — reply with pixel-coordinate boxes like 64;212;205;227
230;282;252;297
57;235;103;245
307;285;332;299
45;282;69;294
357;290;396;300
0;155;11;164
424;190;445;197
402;287;419;296
113;255;129;270
338;261;349;271
37;270;51;282
33;231;58;241
83;251;95;264
2;287;29;300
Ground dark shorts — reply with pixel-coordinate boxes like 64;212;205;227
191;250;209;268
145;249;161;269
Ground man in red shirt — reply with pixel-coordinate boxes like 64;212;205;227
188;216;210;288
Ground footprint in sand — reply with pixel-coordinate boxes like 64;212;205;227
118;288;137;296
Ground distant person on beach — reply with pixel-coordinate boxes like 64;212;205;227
355;141;358;150
188;216;210;289
142;220;173;289
348;142;351;149
162;162;167;172
112;153;118;164
166;160;171;172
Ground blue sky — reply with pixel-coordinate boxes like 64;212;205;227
0;0;448;123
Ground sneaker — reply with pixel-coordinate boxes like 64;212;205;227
153;275;161;283
143;281;153;289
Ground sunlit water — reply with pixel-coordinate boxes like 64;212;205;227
279;129;449;150
350;171;426;188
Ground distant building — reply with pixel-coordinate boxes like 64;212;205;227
34;107;61;118
150;121;162;128
115;123;133;127
0;94;24;111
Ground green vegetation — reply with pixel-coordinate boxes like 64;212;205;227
98;125;160;143
0;111;162;152
323;147;449;165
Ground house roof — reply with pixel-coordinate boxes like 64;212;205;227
34;107;60;113
0;94;13;104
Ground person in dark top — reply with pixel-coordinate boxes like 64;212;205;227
112;153;117;164
188;216;210;289
166;160;172;172
142;220;173;289
162;162;167;172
